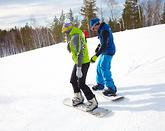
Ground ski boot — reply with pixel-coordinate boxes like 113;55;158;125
102;85;117;97
72;92;84;106
92;83;104;91
85;96;98;112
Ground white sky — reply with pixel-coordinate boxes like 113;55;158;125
0;0;84;29
2;0;158;30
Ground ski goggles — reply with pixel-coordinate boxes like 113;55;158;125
61;26;72;34
91;21;100;30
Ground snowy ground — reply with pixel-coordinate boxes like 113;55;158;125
0;24;165;131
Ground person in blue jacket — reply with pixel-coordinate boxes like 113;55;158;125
90;18;117;96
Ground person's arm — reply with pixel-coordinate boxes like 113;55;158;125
90;30;110;63
71;34;83;68
95;30;110;57
71;34;83;78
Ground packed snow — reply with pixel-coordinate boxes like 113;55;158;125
0;24;165;131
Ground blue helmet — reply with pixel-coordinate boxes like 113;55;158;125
90;18;100;28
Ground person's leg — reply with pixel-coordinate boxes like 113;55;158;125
96;55;104;86
70;64;80;93
78;62;94;100
100;55;115;91
70;64;84;106
78;63;98;111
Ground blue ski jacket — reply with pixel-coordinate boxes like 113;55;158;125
97;22;116;56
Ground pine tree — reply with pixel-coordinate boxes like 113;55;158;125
51;10;66;43
51;16;61;43
74;16;80;28
67;9;80;28
80;18;88;32
80;0;98;37
0;29;5;57
108;18;120;32
67;8;74;24
122;0;132;29
15;28;23;53
59;10;65;42
24;23;35;50
122;0;141;29
132;0;141;28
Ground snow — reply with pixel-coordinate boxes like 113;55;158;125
0;24;165;131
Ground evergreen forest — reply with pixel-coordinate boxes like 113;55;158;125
0;0;165;57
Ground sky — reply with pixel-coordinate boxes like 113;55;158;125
0;0;126;30
1;0;164;30
0;0;83;29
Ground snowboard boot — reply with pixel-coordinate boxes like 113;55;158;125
102;85;117;97
92;83;104;91
85;96;98;112
72;92;84;106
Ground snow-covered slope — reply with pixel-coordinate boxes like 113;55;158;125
0;24;165;131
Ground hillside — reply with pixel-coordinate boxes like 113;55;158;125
0;24;165;131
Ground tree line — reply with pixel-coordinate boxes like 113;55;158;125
0;0;165;58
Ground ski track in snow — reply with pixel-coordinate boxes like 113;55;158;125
0;24;165;131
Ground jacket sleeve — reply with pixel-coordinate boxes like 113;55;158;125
96;30;110;57
71;33;83;68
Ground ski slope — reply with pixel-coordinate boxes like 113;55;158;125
0;24;165;131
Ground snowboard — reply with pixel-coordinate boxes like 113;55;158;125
93;90;124;101
88;84;124;101
63;98;111;118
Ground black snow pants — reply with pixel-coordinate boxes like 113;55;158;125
70;62;94;100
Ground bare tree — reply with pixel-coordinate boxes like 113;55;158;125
100;5;105;22
104;0;120;21
0;41;4;57
137;0;142;22
141;0;163;26
153;0;163;25
30;15;41;48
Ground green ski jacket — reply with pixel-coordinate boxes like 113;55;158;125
68;27;90;67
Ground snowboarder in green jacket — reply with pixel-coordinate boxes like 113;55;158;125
61;19;98;112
